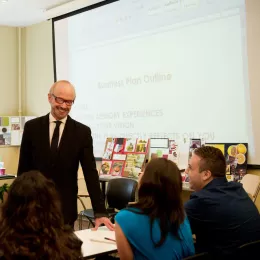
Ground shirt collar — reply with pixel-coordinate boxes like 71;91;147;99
203;177;228;190
49;113;67;124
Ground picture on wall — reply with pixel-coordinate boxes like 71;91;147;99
206;143;248;181
189;139;202;159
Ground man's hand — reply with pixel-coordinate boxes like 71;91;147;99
92;217;115;231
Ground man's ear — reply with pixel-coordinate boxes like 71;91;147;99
48;93;52;103
202;170;212;181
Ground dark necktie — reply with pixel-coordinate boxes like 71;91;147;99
51;121;62;155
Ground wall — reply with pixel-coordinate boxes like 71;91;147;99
0;1;259;203
23;21;54;116
0;26;20;174
22;0;260;160
246;0;260;166
0;27;18;115
245;0;260;210
21;1;260;205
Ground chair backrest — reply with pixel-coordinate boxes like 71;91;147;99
183;252;210;260
106;178;137;210
237;240;260;259
240;174;260;202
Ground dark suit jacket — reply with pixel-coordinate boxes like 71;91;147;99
17;114;107;224
185;178;260;256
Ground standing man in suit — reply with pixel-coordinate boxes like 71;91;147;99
18;80;113;230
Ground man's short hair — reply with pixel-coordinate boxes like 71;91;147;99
194;146;226;178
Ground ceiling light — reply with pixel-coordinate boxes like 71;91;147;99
1;0;8;3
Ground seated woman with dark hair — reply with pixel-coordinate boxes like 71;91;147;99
115;158;195;260
0;171;83;260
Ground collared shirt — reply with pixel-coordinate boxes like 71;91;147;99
185;177;260;256
49;113;67;146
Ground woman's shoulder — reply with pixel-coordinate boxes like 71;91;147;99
115;207;143;223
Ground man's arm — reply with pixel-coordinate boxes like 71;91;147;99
17;122;33;176
184;195;201;235
79;127;107;217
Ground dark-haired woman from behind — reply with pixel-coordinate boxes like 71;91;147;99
115;158;195;260
0;170;83;260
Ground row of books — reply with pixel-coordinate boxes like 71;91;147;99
101;138;149;178
100;138;181;178
100;153;147;178
99;137;249;182
102;138;149;160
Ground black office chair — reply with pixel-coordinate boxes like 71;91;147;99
78;178;138;229
236;240;260;260
183;252;211;260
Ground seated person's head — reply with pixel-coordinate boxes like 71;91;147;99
0;171;82;259
187;146;226;191
2;170;62;228
136;158;185;246
138;157;183;199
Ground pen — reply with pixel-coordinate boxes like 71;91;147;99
104;237;116;242
90;238;115;244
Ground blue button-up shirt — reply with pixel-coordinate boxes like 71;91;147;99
185;177;260;256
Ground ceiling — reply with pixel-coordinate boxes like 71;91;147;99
0;0;79;27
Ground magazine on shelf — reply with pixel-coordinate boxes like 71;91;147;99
123;153;146;178
110;160;125;176
102;138;116;160
124;138;137;153
99;160;112;175
168;139;179;164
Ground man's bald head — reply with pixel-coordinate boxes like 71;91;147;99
48;80;76;120
49;80;76;99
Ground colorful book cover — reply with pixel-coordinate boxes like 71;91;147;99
124;153;146;178
124;138;137;153
135;138;149;153
110;160;125;176
99;160;112;175
102;138;115;160
168;140;179;164
113;138;125;154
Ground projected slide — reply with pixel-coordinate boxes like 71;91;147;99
54;0;252;160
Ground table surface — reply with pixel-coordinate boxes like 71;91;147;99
99;175;193;192
0;174;16;179
75;226;117;259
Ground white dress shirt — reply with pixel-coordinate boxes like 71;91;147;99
49;113;67;146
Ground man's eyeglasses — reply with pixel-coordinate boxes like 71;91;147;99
52;94;74;106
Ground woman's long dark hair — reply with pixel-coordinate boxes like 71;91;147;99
0;171;82;260
128;158;185;247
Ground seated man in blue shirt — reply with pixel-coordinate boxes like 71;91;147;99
185;146;260;257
